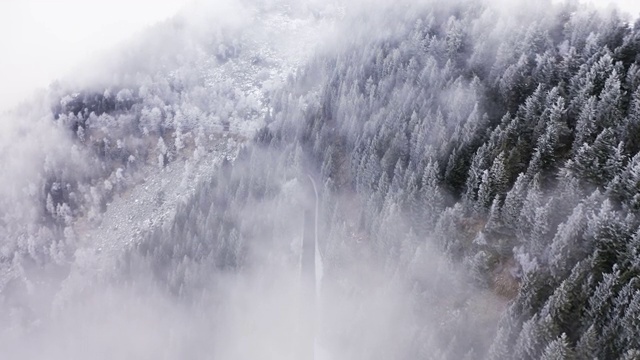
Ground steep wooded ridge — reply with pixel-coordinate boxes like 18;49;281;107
262;0;640;358
2;0;640;359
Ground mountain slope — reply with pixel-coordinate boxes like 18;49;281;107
3;0;640;359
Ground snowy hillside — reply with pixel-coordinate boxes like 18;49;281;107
3;0;640;359
0;2;334;355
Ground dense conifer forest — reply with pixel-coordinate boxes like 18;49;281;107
2;0;640;358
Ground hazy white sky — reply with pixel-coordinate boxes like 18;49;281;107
0;0;638;113
0;0;191;112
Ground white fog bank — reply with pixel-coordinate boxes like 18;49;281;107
0;0;191;113
1;0;639;113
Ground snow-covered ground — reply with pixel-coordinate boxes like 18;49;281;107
0;5;342;358
199;7;338;134
59;137;239;294
52;4;333;305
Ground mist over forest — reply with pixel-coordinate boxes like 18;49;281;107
2;0;640;359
